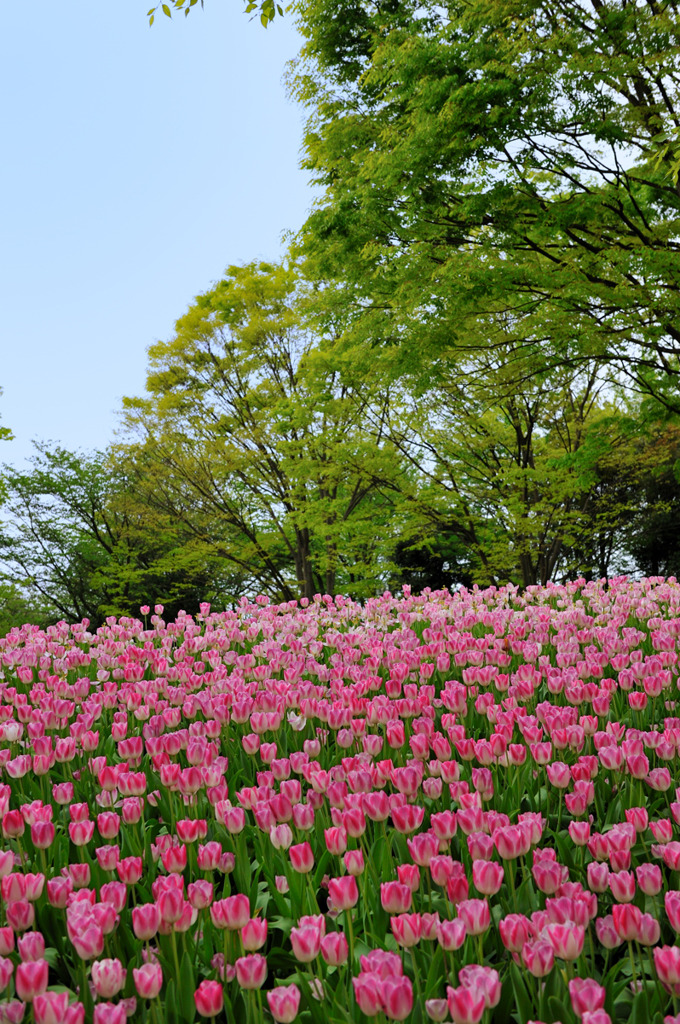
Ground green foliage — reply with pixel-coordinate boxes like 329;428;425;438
146;0;284;26
381;340;680;585
0;445;227;626
0;582;51;636
290;0;680;407
121;260;409;600
623;423;680;578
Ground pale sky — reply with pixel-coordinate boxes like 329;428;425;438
1;1;313;467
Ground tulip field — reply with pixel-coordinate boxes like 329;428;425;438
3;579;680;1023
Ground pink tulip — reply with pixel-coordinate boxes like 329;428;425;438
321;932;348;966
546;923;585;961
425;999;449;1022
267;984;301;1023
343;850;364;876
457;898;490;936
323;828;347;856
92;1005;126;1024
68;821;94;846
667;891;680;932
636;863;662;897
289;843;314;874
446;985;487;1024
581;1012;612;1024
187;880;213;911
33;992;69;1024
70;924;104;961
612;902;642;942
290;926;322;963
595;915;623;950
391;804;425;835
522;939;555;977
116;857;143;885
132;904;160;941
328;876;358;912
0;957;12;994
381;882;412;914
353;973;384;1016
637;913;660;946
493;825;528;860
194;980;224;1017
157;889;183;925
235;954;267;989
91;959;126;999
569;978;606;1018
436;917;467;951
15;960;48;1002
382;975;413;1021
655;945;680;996
17;934;44;963
407;832;440;867
397;864;420;892
30;823;55;850
458;966;501;1009
391;913;422;947
609;870;636;903
6;901;35;932
472;860;504;895
132;963;163;1000
210;894;249;930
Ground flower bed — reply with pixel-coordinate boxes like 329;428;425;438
0;578;679;1023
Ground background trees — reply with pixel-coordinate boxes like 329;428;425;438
5;2;680;628
0;445;221;625
120;261;408;601
4;249;680;630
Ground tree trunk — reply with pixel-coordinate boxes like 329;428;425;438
295;528;315;600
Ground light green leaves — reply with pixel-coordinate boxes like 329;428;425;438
148;0;283;26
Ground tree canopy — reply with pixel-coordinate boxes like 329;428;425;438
291;0;680;407
121;261;408;600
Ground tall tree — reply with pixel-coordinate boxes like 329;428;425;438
291;0;680;406
383;351;670;586
121;261;408;600
0;445;223;624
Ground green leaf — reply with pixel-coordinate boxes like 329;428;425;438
547;995;571;1022
508;960;533;1024
165;980;179;1024
178;951;196;1024
162;4;171;15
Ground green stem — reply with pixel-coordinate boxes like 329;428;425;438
409;948;424;1010
628;941;639;993
345;910;355;971
504;860;519;915
171;928;181;981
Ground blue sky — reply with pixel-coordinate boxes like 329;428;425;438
1;1;313;467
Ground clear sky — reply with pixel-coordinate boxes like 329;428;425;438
1;1;313;468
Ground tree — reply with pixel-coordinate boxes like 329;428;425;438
121;261;408;600
621;422;680;578
381;346;672;586
0;444;225;625
291;0;680;407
